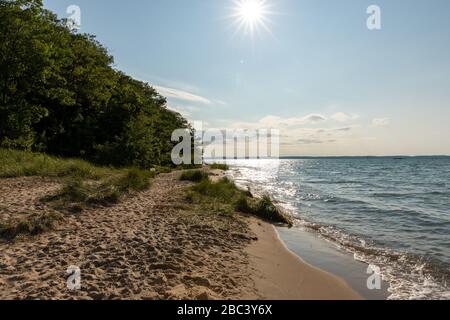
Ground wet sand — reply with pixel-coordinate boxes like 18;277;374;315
277;227;389;300
247;219;362;300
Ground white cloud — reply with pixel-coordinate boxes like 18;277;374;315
295;138;337;145
167;105;201;118
216;113;359;148
331;112;359;122
154;85;211;105
372;118;390;127
232;114;327;129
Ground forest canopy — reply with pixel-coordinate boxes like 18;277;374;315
0;0;191;168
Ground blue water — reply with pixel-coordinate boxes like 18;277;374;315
225;157;450;300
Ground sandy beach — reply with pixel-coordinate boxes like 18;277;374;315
0;169;360;300
247;220;361;300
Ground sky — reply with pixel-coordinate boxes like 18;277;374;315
44;0;450;156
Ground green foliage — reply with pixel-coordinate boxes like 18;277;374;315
182;177;246;231
114;168;154;192
53;178;122;207
44;168;153;209
235;195;293;227
183;173;292;228
210;163;230;171
235;196;252;213
0;148;112;179
253;195;292;226
180;170;209;182
0;212;62;240
0;148;154;210
192;177;241;201
0;1;190;168
186;176;292;227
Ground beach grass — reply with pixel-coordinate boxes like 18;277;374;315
0;149;156;236
209;163;230;171
0;212;63;240
192;177;241;201
0;148;113;179
0;149;155;209
236;195;293;227
42;168;155;210
182;177;248;230
180;170;209;182
185;174;293;228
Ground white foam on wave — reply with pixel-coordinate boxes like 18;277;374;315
227;165;450;300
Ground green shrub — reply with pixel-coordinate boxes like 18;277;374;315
116;168;154;192
235;196;252;213
254;196;291;225
87;185;121;205
180;170;209;182
59;178;90;203
185;176;292;228
235;195;293;227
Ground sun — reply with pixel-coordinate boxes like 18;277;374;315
230;0;272;37
239;0;264;24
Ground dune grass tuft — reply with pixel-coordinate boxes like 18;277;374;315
192;177;241;201
180;170;209;182
44;168;154;209
235;195;292;226
0;212;63;240
185;173;293;227
209;163;230;171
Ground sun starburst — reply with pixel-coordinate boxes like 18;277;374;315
229;0;273;38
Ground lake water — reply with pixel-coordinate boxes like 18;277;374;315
224;157;450;300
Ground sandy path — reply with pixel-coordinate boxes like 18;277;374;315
0;172;257;300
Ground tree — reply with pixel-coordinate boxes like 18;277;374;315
0;0;191;168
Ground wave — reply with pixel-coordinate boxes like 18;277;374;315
228;166;450;300
293;217;450;300
372;191;450;198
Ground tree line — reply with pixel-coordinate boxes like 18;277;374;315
0;0;191;168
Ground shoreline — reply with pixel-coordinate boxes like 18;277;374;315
224;159;450;300
246;218;362;300
222;165;389;300
276;226;390;300
1;167;365;300
213;166;367;299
